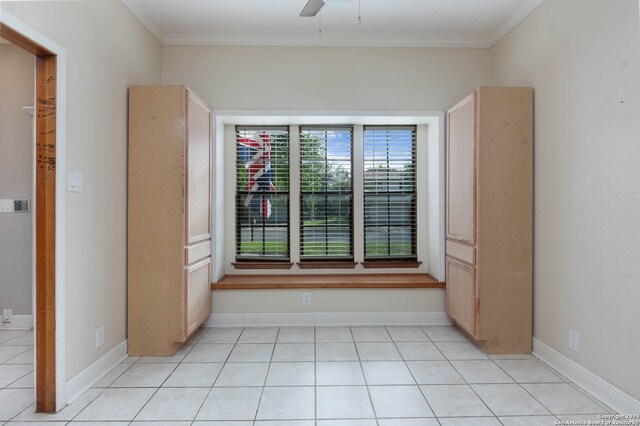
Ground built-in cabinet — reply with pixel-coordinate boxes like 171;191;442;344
446;87;533;354
128;85;212;356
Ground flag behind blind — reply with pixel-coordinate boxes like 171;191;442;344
239;133;274;219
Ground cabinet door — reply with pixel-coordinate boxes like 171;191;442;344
186;91;211;244
446;257;477;337
184;258;211;339
447;93;476;244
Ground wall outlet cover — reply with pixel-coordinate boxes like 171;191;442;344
569;330;579;352
2;309;12;323
96;326;105;348
302;292;311;305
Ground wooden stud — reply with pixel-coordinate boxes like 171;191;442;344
0;25;54;56
35;53;57;412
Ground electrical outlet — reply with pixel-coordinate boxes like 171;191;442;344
568;330;579;352
96;326;105;348
302;292;311;305
2;309;12;323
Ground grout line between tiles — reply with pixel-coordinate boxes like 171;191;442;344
350;327;380;426
386;326;439;420
252;326;280;423
191;326;244;423
313;326;317;426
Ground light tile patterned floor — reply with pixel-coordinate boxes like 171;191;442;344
0;326;613;425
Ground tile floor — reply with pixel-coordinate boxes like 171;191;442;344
0;326;614;425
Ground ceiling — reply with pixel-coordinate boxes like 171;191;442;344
122;0;544;48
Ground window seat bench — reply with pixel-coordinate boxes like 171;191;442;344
212;274;445;290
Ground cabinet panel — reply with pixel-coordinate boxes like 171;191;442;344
446;239;475;266
184;258;211;339
446;257;477;337
186;91;211;244
186;240;212;265
447;93;476;244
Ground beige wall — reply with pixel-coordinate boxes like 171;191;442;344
162;45;491;111
0;0;162;379
491;0;640;399
0;43;34;316
163;45;491;314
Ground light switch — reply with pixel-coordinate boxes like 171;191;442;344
68;170;83;192
0;199;14;213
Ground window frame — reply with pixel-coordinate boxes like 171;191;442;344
363;125;418;261
221;116;442;279
234;125;291;262
299;125;355;262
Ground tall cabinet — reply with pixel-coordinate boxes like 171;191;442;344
128;85;212;356
446;87;533;354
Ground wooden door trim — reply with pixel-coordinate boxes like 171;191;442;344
1;17;66;413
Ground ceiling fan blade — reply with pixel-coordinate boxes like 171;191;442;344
300;0;325;17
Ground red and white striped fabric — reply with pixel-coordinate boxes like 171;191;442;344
241;132;274;219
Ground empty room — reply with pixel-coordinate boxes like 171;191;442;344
0;0;638;425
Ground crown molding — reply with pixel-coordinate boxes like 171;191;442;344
121;0;166;44
162;34;492;48
489;0;545;47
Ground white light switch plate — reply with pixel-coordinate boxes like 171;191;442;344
68;171;83;192
0;199;14;213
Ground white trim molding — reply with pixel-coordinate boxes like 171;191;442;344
489;0;545;46
120;0;165;43
65;340;128;405
162;34;492;48
0;315;33;330
205;312;453;328
533;338;640;415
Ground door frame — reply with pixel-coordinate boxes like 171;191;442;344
0;11;67;412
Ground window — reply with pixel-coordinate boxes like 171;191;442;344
300;127;353;260
363;126;417;259
235;126;290;260
231;123;423;267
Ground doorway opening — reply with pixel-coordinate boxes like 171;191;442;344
1;22;58;413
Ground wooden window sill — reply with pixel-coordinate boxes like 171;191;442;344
232;262;293;270
361;260;423;268
212;273;444;290
297;261;358;269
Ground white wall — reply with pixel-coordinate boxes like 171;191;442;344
491;0;640;399
0;42;34;317
0;0;163;380
163;45;491;315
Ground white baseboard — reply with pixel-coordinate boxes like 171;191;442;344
65;340;128;405
205;311;453;327
0;315;33;330
532;337;640;414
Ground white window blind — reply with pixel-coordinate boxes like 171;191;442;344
300;127;353;260
363;126;417;259
235;126;290;260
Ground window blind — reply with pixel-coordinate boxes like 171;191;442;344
363;126;417;259
300;126;354;260
235;126;290;260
